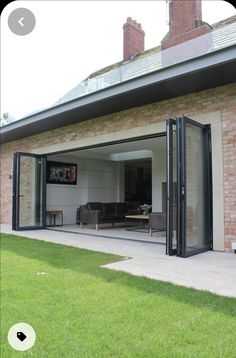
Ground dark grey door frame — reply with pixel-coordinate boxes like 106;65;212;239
178;116;213;257
166;118;177;255
167;116;213;258
12;152;46;231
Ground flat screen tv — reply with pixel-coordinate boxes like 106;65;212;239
46;161;77;185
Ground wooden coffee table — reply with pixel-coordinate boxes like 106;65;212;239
125;214;149;232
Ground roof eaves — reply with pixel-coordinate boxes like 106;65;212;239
1;43;236;144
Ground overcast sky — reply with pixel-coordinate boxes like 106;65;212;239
1;0;235;120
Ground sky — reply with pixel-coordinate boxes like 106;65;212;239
1;0;236;121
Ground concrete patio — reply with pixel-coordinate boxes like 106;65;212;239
1;224;236;298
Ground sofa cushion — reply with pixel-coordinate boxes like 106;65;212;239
115;202;128;219
116;202;128;213
102;202;116;214
87;202;103;211
127;201;140;214
101;213;116;220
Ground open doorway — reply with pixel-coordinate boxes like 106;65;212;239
12;117;213;256
125;159;152;204
45;135;167;244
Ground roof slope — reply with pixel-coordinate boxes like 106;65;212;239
1;15;236;143
56;15;236;106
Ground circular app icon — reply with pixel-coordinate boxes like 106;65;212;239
8;8;36;36
8;323;36;351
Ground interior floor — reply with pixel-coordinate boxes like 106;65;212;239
47;224;166;244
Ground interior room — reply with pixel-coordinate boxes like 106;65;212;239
46;135;167;243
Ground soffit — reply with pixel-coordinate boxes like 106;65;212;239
1;45;236;144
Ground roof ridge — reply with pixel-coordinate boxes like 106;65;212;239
82;15;236;81
212;14;236;29
57;15;236;106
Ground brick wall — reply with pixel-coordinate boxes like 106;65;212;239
1;83;236;251
170;0;202;36
161;25;212;50
123;17;145;61
161;0;212;50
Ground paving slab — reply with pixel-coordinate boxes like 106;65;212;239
1;224;236;298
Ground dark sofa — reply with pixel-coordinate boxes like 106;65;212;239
78;201;140;230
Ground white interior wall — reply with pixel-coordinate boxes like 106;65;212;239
86;159;118;202
47;156;118;224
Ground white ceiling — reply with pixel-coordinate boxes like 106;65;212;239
49;135;166;162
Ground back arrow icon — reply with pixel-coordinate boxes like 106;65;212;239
18;17;24;27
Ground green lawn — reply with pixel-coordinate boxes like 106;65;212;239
1;234;236;357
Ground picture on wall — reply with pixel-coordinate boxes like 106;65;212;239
46;161;77;185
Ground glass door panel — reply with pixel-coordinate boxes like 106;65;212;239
179;117;212;257
166;116;212;257
12;152;46;230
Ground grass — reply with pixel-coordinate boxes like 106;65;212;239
1;233;236;357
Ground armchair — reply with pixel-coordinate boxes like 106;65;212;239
149;182;177;236
79;204;102;230
149;212;166;236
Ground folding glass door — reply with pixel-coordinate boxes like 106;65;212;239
12;152;46;230
167;117;212;257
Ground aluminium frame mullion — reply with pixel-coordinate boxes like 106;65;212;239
42;155;47;228
176;117;186;257
12;152;20;230
166;118;177;256
203;125;213;250
12;152;47;231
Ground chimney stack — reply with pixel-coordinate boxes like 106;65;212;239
123;17;145;61
161;0;212;50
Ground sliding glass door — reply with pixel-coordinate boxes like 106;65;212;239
12;152;46;230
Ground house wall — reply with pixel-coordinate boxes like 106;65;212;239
46;156;118;224
1;83;235;251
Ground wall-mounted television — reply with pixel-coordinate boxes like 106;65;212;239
46;161;77;185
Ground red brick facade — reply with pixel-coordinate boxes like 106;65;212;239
1;83;236;251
